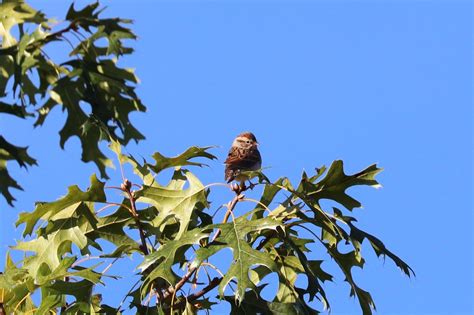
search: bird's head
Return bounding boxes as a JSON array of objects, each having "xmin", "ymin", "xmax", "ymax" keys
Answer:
[{"xmin": 233, "ymin": 132, "xmax": 259, "ymax": 149}]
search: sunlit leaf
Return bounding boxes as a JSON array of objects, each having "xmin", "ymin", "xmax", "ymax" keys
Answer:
[
  {"xmin": 136, "ymin": 170, "xmax": 209, "ymax": 239},
  {"xmin": 17, "ymin": 174, "xmax": 106, "ymax": 236}
]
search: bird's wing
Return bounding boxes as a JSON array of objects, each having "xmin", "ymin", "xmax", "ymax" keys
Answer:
[
  {"xmin": 225, "ymin": 147, "xmax": 262, "ymax": 182},
  {"xmin": 225, "ymin": 147, "xmax": 261, "ymax": 169}
]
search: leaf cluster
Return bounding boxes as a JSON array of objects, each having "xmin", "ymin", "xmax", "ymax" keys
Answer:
[
  {"xmin": 0, "ymin": 1, "xmax": 145, "ymax": 207},
  {"xmin": 0, "ymin": 1, "xmax": 414, "ymax": 314},
  {"xmin": 1, "ymin": 142, "xmax": 413, "ymax": 314}
]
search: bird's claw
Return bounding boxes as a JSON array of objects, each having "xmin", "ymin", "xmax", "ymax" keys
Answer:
[
  {"xmin": 231, "ymin": 183, "xmax": 240, "ymax": 193},
  {"xmin": 230, "ymin": 181, "xmax": 255, "ymax": 194}
]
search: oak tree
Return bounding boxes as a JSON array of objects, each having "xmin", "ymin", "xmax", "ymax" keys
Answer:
[{"xmin": 0, "ymin": 2, "xmax": 413, "ymax": 314}]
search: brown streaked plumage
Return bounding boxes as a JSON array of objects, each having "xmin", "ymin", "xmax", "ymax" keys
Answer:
[{"xmin": 225, "ymin": 132, "xmax": 262, "ymax": 183}]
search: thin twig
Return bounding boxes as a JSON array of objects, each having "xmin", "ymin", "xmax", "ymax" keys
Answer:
[
  {"xmin": 121, "ymin": 179, "xmax": 149, "ymax": 255},
  {"xmin": 169, "ymin": 277, "xmax": 223, "ymax": 310},
  {"xmin": 211, "ymin": 192, "xmax": 244, "ymax": 243},
  {"xmin": 101, "ymin": 257, "xmax": 120, "ymax": 275},
  {"xmin": 71, "ymin": 255, "xmax": 101, "ymax": 268},
  {"xmin": 203, "ymin": 182, "xmax": 231, "ymax": 190},
  {"xmin": 241, "ymin": 197, "xmax": 272, "ymax": 215},
  {"xmin": 105, "ymin": 186, "xmax": 125, "ymax": 191},
  {"xmin": 145, "ymin": 285, "xmax": 155, "ymax": 307},
  {"xmin": 201, "ymin": 262, "xmax": 225, "ymax": 278},
  {"xmin": 96, "ymin": 202, "xmax": 132, "ymax": 215},
  {"xmin": 13, "ymin": 293, "xmax": 31, "ymax": 313},
  {"xmin": 161, "ymin": 266, "xmax": 198, "ymax": 301},
  {"xmin": 211, "ymin": 204, "xmax": 225, "ymax": 219}
]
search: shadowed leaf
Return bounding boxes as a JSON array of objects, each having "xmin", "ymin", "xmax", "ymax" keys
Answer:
[
  {"xmin": 193, "ymin": 211, "xmax": 283, "ymax": 303},
  {"xmin": 139, "ymin": 228, "xmax": 211, "ymax": 295},
  {"xmin": 224, "ymin": 284, "xmax": 319, "ymax": 315},
  {"xmin": 304, "ymin": 161, "xmax": 382, "ymax": 211},
  {"xmin": 147, "ymin": 146, "xmax": 217, "ymax": 174}
]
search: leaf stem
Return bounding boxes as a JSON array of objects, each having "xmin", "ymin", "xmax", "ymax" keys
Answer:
[
  {"xmin": 211, "ymin": 190, "xmax": 245, "ymax": 243},
  {"xmin": 71, "ymin": 255, "xmax": 101, "ymax": 267}
]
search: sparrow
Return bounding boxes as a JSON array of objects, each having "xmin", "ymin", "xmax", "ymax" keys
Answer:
[{"xmin": 225, "ymin": 132, "xmax": 262, "ymax": 185}]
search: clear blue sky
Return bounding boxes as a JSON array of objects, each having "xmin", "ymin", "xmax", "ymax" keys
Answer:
[{"xmin": 1, "ymin": 0, "xmax": 472, "ymax": 314}]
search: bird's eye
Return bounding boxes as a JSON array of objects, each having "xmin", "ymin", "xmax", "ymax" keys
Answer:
[{"xmin": 246, "ymin": 140, "xmax": 250, "ymax": 144}]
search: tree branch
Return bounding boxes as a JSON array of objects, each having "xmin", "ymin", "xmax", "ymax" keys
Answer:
[
  {"xmin": 122, "ymin": 179, "xmax": 149, "ymax": 255},
  {"xmin": 211, "ymin": 186, "xmax": 245, "ymax": 242},
  {"xmin": 188, "ymin": 277, "xmax": 222, "ymax": 302},
  {"xmin": 161, "ymin": 266, "xmax": 197, "ymax": 301},
  {"xmin": 166, "ymin": 277, "xmax": 223, "ymax": 311}
]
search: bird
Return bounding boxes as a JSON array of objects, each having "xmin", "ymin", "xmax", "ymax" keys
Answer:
[{"xmin": 224, "ymin": 132, "xmax": 262, "ymax": 188}]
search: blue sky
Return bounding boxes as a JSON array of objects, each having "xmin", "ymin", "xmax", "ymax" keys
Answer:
[{"xmin": 1, "ymin": 0, "xmax": 472, "ymax": 314}]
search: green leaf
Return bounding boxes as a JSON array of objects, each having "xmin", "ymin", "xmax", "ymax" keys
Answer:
[
  {"xmin": 348, "ymin": 220, "xmax": 415, "ymax": 277},
  {"xmin": 224, "ymin": 284, "xmax": 319, "ymax": 315},
  {"xmin": 193, "ymin": 212, "xmax": 283, "ymax": 302},
  {"xmin": 35, "ymin": 258, "xmax": 103, "ymax": 313},
  {"xmin": 0, "ymin": 158, "xmax": 23, "ymax": 206},
  {"xmin": 0, "ymin": 1, "xmax": 146, "ymax": 197},
  {"xmin": 0, "ymin": 2, "xmax": 47, "ymax": 49},
  {"xmin": 0, "ymin": 135, "xmax": 37, "ymax": 206},
  {"xmin": 0, "ymin": 101, "xmax": 32, "ymax": 118},
  {"xmin": 66, "ymin": 3, "xmax": 136, "ymax": 57},
  {"xmin": 147, "ymin": 146, "xmax": 217, "ymax": 174},
  {"xmin": 0, "ymin": 55, "xmax": 14, "ymax": 96},
  {"xmin": 46, "ymin": 279, "xmax": 95, "ymax": 313},
  {"xmin": 82, "ymin": 201, "xmax": 141, "ymax": 255},
  {"xmin": 35, "ymin": 256, "xmax": 102, "ymax": 286},
  {"xmin": 0, "ymin": 253, "xmax": 36, "ymax": 312},
  {"xmin": 139, "ymin": 228, "xmax": 211, "ymax": 294},
  {"xmin": 14, "ymin": 204, "xmax": 91, "ymax": 276},
  {"xmin": 109, "ymin": 139, "xmax": 157, "ymax": 185},
  {"xmin": 136, "ymin": 170, "xmax": 209, "ymax": 239},
  {"xmin": 41, "ymin": 80, "xmax": 114, "ymax": 178},
  {"xmin": 27, "ymin": 1, "xmax": 146, "ymax": 179},
  {"xmin": 239, "ymin": 168, "xmax": 271, "ymax": 185},
  {"xmin": 0, "ymin": 135, "xmax": 37, "ymax": 167},
  {"xmin": 66, "ymin": 2, "xmax": 100, "ymax": 21},
  {"xmin": 17, "ymin": 174, "xmax": 105, "ymax": 236},
  {"xmin": 283, "ymin": 236, "xmax": 330, "ymax": 309},
  {"xmin": 326, "ymin": 245, "xmax": 376, "ymax": 315},
  {"xmin": 305, "ymin": 161, "xmax": 382, "ymax": 211},
  {"xmin": 0, "ymin": 273, "xmax": 36, "ymax": 313},
  {"xmin": 250, "ymin": 250, "xmax": 331, "ymax": 312}
]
